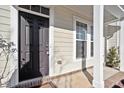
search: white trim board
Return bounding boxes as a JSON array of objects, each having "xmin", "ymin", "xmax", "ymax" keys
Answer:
[
  {"xmin": 10, "ymin": 5, "xmax": 19, "ymax": 86},
  {"xmin": 14, "ymin": 6, "xmax": 50, "ymax": 18},
  {"xmin": 49, "ymin": 6, "xmax": 55, "ymax": 76}
]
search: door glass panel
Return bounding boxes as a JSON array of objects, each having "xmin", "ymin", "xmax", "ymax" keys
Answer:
[
  {"xmin": 39, "ymin": 26, "xmax": 43, "ymax": 45},
  {"xmin": 25, "ymin": 25, "xmax": 30, "ymax": 45}
]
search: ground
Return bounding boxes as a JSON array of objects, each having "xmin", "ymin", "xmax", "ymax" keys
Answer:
[{"xmin": 39, "ymin": 66, "xmax": 124, "ymax": 88}]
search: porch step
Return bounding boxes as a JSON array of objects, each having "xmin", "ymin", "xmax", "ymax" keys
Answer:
[{"xmin": 10, "ymin": 77, "xmax": 42, "ymax": 88}]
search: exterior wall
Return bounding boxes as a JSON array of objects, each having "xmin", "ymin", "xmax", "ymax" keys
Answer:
[
  {"xmin": 53, "ymin": 6, "xmax": 94, "ymax": 76},
  {"xmin": 107, "ymin": 31, "xmax": 119, "ymax": 50},
  {"xmin": 105, "ymin": 21, "xmax": 120, "ymax": 52},
  {"xmin": 104, "ymin": 21, "xmax": 120, "ymax": 65},
  {"xmin": 0, "ymin": 5, "xmax": 121, "ymax": 87},
  {"xmin": 0, "ymin": 6, "xmax": 10, "ymax": 42},
  {"xmin": 0, "ymin": 5, "xmax": 11, "ymax": 86}
]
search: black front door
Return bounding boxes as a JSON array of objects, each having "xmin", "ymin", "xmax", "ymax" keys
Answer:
[{"xmin": 19, "ymin": 11, "xmax": 49, "ymax": 81}]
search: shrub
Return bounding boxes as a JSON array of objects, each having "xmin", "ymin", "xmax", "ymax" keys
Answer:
[
  {"xmin": 0, "ymin": 36, "xmax": 16, "ymax": 87},
  {"xmin": 106, "ymin": 47, "xmax": 120, "ymax": 68}
]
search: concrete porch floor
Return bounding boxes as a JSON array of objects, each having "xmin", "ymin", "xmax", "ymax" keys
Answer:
[
  {"xmin": 40, "ymin": 66, "xmax": 124, "ymax": 88},
  {"xmin": 40, "ymin": 68, "xmax": 93, "ymax": 88}
]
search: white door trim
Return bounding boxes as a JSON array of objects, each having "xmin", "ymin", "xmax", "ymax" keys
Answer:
[
  {"xmin": 10, "ymin": 5, "xmax": 54, "ymax": 85},
  {"xmin": 10, "ymin": 5, "xmax": 19, "ymax": 86},
  {"xmin": 49, "ymin": 6, "xmax": 55, "ymax": 76}
]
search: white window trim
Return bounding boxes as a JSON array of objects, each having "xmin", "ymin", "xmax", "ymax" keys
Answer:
[{"xmin": 73, "ymin": 16, "xmax": 92, "ymax": 62}]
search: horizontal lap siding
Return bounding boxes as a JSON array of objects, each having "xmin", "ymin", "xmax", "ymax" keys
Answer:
[
  {"xmin": 54, "ymin": 7, "xmax": 74, "ymax": 75},
  {"xmin": 106, "ymin": 29, "xmax": 120, "ymax": 51},
  {"xmin": 54, "ymin": 6, "xmax": 93, "ymax": 75},
  {"xmin": 0, "ymin": 6, "xmax": 10, "ymax": 75},
  {"xmin": 0, "ymin": 16, "xmax": 10, "ymax": 25},
  {"xmin": 0, "ymin": 24, "xmax": 10, "ymax": 32},
  {"xmin": 0, "ymin": 6, "xmax": 10, "ymax": 11},
  {"xmin": 53, "ymin": 6, "xmax": 94, "ymax": 75},
  {"xmin": 0, "ymin": 6, "xmax": 10, "ymax": 41}
]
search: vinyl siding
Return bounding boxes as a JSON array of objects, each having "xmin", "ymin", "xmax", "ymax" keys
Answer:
[
  {"xmin": 105, "ymin": 21, "xmax": 120, "ymax": 52},
  {"xmin": 0, "ymin": 6, "xmax": 10, "ymax": 40},
  {"xmin": 0, "ymin": 5, "xmax": 11, "ymax": 86},
  {"xmin": 107, "ymin": 31, "xmax": 120, "ymax": 50},
  {"xmin": 53, "ymin": 6, "xmax": 94, "ymax": 75}
]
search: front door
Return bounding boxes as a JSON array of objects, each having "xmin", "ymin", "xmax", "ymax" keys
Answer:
[{"xmin": 19, "ymin": 11, "xmax": 49, "ymax": 81}]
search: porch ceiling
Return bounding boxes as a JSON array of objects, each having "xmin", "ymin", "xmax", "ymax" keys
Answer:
[
  {"xmin": 104, "ymin": 9, "xmax": 118, "ymax": 23},
  {"xmin": 64, "ymin": 5, "xmax": 93, "ymax": 21},
  {"xmin": 48, "ymin": 5, "xmax": 123, "ymax": 23},
  {"xmin": 105, "ymin": 5, "xmax": 124, "ymax": 20},
  {"xmin": 63, "ymin": 5, "xmax": 118, "ymax": 23}
]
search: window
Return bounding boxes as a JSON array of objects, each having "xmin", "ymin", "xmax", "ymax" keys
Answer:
[
  {"xmin": 19, "ymin": 5, "xmax": 30, "ymax": 10},
  {"xmin": 90, "ymin": 26, "xmax": 94, "ymax": 57},
  {"xmin": 31, "ymin": 5, "xmax": 40, "ymax": 13},
  {"xmin": 76, "ymin": 21, "xmax": 87, "ymax": 59},
  {"xmin": 18, "ymin": 5, "xmax": 49, "ymax": 15},
  {"xmin": 41, "ymin": 6, "xmax": 49, "ymax": 15}
]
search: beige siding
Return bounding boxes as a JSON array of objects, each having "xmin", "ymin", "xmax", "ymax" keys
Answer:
[
  {"xmin": 0, "ymin": 24, "xmax": 10, "ymax": 32},
  {"xmin": 0, "ymin": 6, "xmax": 10, "ymax": 40},
  {"xmin": 105, "ymin": 23, "xmax": 120, "ymax": 52},
  {"xmin": 53, "ymin": 7, "xmax": 73, "ymax": 75},
  {"xmin": 107, "ymin": 32, "xmax": 119, "ymax": 49},
  {"xmin": 0, "ymin": 16, "xmax": 10, "ymax": 25},
  {"xmin": 0, "ymin": 9, "xmax": 10, "ymax": 18},
  {"xmin": 0, "ymin": 6, "xmax": 11, "ymax": 84},
  {"xmin": 0, "ymin": 6, "xmax": 10, "ymax": 11},
  {"xmin": 53, "ymin": 6, "xmax": 93, "ymax": 75}
]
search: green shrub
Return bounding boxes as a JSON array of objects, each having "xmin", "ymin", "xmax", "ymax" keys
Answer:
[{"xmin": 106, "ymin": 47, "xmax": 120, "ymax": 68}]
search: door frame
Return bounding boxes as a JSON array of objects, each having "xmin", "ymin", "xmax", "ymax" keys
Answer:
[{"xmin": 10, "ymin": 5, "xmax": 54, "ymax": 85}]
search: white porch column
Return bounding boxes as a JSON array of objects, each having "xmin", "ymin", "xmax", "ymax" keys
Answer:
[
  {"xmin": 93, "ymin": 5, "xmax": 104, "ymax": 88},
  {"xmin": 120, "ymin": 20, "xmax": 124, "ymax": 71}
]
